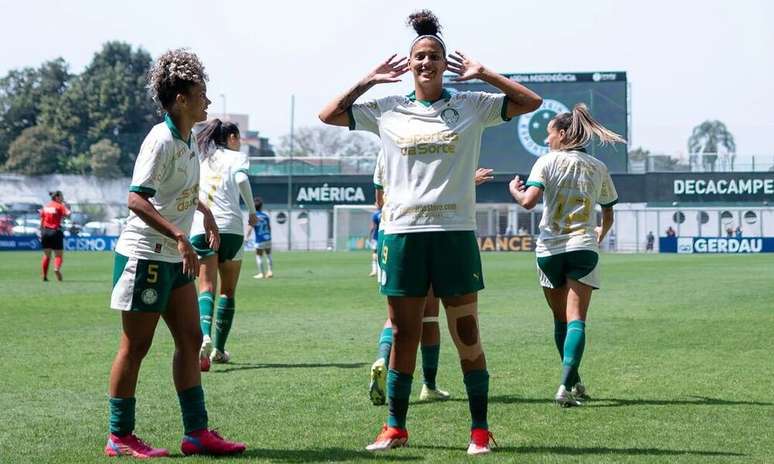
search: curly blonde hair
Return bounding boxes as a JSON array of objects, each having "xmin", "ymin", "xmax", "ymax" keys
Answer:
[{"xmin": 146, "ymin": 48, "xmax": 208, "ymax": 111}]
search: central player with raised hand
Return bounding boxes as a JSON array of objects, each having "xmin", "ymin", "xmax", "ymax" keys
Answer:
[{"xmin": 320, "ymin": 10, "xmax": 542, "ymax": 455}]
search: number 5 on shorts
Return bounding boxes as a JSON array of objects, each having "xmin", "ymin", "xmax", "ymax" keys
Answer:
[{"xmin": 147, "ymin": 264, "xmax": 158, "ymax": 283}]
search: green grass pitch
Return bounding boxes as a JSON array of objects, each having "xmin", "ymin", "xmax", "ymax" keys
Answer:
[{"xmin": 0, "ymin": 251, "xmax": 772, "ymax": 463}]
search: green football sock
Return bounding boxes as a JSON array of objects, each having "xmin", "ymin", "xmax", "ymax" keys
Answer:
[
  {"xmin": 464, "ymin": 369, "xmax": 489, "ymax": 430},
  {"xmin": 386, "ymin": 369, "xmax": 412, "ymax": 429},
  {"xmin": 178, "ymin": 385, "xmax": 208, "ymax": 434},
  {"xmin": 554, "ymin": 320, "xmax": 581, "ymax": 386},
  {"xmin": 378, "ymin": 327, "xmax": 392, "ymax": 365},
  {"xmin": 213, "ymin": 296, "xmax": 235, "ymax": 352},
  {"xmin": 420, "ymin": 344, "xmax": 440, "ymax": 390},
  {"xmin": 198, "ymin": 291, "xmax": 214, "ymax": 338},
  {"xmin": 108, "ymin": 397, "xmax": 135, "ymax": 436},
  {"xmin": 561, "ymin": 320, "xmax": 586, "ymax": 388},
  {"xmin": 554, "ymin": 320, "xmax": 567, "ymax": 360}
]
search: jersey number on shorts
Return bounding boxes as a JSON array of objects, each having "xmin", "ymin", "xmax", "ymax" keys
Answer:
[
  {"xmin": 147, "ymin": 264, "xmax": 159, "ymax": 284},
  {"xmin": 381, "ymin": 244, "xmax": 389, "ymax": 266}
]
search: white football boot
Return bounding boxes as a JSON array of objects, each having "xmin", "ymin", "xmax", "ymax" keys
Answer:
[
  {"xmin": 555, "ymin": 384, "xmax": 582, "ymax": 407},
  {"xmin": 419, "ymin": 384, "xmax": 451, "ymax": 401},
  {"xmin": 369, "ymin": 358, "xmax": 387, "ymax": 405},
  {"xmin": 210, "ymin": 349, "xmax": 231, "ymax": 364}
]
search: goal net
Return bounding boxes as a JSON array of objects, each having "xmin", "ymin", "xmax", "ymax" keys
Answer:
[{"xmin": 333, "ymin": 204, "xmax": 378, "ymax": 251}]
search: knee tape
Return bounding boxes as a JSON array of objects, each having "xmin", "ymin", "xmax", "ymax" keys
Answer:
[
  {"xmin": 422, "ymin": 316, "xmax": 439, "ymax": 324},
  {"xmin": 445, "ymin": 303, "xmax": 483, "ymax": 362}
]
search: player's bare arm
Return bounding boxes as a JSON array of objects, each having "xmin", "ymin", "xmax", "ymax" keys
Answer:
[
  {"xmin": 127, "ymin": 191, "xmax": 199, "ymax": 276},
  {"xmin": 509, "ymin": 175, "xmax": 541, "ymax": 209},
  {"xmin": 196, "ymin": 201, "xmax": 220, "ymax": 252},
  {"xmin": 596, "ymin": 207, "xmax": 615, "ymax": 244},
  {"xmin": 448, "ymin": 50, "xmax": 542, "ymax": 118},
  {"xmin": 319, "ymin": 55, "xmax": 409, "ymax": 127}
]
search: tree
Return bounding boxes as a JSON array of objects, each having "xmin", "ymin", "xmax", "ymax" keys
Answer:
[
  {"xmin": 0, "ymin": 58, "xmax": 70, "ymax": 166},
  {"xmin": 687, "ymin": 120, "xmax": 736, "ymax": 172},
  {"xmin": 628, "ymin": 146, "xmax": 650, "ymax": 162},
  {"xmin": 648, "ymin": 154, "xmax": 683, "ymax": 172},
  {"xmin": 64, "ymin": 152, "xmax": 91, "ymax": 176},
  {"xmin": 4, "ymin": 125, "xmax": 66, "ymax": 175},
  {"xmin": 89, "ymin": 139, "xmax": 123, "ymax": 178},
  {"xmin": 41, "ymin": 42, "xmax": 155, "ymax": 175},
  {"xmin": 276, "ymin": 125, "xmax": 380, "ymax": 158}
]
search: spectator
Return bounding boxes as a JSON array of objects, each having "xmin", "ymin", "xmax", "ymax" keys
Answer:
[
  {"xmin": 726, "ymin": 227, "xmax": 733, "ymax": 237},
  {"xmin": 0, "ymin": 215, "xmax": 13, "ymax": 235},
  {"xmin": 666, "ymin": 226, "xmax": 676, "ymax": 237},
  {"xmin": 735, "ymin": 226, "xmax": 742, "ymax": 238},
  {"xmin": 646, "ymin": 231, "xmax": 654, "ymax": 251}
]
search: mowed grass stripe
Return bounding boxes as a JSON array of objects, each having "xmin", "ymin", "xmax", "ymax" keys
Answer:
[{"xmin": 0, "ymin": 251, "xmax": 771, "ymax": 463}]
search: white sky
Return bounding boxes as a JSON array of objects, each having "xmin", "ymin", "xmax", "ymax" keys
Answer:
[{"xmin": 3, "ymin": 0, "xmax": 772, "ymax": 155}]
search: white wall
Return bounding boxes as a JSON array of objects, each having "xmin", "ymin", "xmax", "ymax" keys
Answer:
[
  {"xmin": 611, "ymin": 204, "xmax": 774, "ymax": 252},
  {"xmin": 0, "ymin": 174, "xmax": 130, "ymax": 219}
]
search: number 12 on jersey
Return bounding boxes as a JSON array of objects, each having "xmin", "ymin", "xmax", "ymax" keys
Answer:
[{"xmin": 552, "ymin": 194, "xmax": 592, "ymax": 234}]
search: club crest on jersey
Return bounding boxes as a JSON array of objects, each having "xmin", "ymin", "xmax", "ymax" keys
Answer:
[
  {"xmin": 517, "ymin": 99, "xmax": 569, "ymax": 157},
  {"xmin": 440, "ymin": 108, "xmax": 460, "ymax": 126},
  {"xmin": 141, "ymin": 288, "xmax": 158, "ymax": 305}
]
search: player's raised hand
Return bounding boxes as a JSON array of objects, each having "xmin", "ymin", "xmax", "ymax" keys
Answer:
[
  {"xmin": 447, "ymin": 51, "xmax": 486, "ymax": 82},
  {"xmin": 475, "ymin": 168, "xmax": 494, "ymax": 186},
  {"xmin": 368, "ymin": 54, "xmax": 409, "ymax": 84}
]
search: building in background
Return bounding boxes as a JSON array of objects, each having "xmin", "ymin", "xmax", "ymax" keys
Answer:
[{"xmin": 205, "ymin": 113, "xmax": 275, "ymax": 158}]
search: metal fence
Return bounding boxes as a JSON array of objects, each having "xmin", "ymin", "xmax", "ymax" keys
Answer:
[
  {"xmin": 630, "ymin": 153, "xmax": 774, "ymax": 174},
  {"xmin": 471, "ymin": 203, "xmax": 774, "ymax": 253},
  {"xmin": 248, "ymin": 156, "xmax": 376, "ymax": 176},
  {"xmin": 249, "ymin": 154, "xmax": 774, "ymax": 177}
]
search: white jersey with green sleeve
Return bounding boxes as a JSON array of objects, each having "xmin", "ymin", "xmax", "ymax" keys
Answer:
[
  {"xmin": 115, "ymin": 115, "xmax": 201, "ymax": 263},
  {"xmin": 190, "ymin": 148, "xmax": 250, "ymax": 236},
  {"xmin": 350, "ymin": 89, "xmax": 509, "ymax": 234},
  {"xmin": 373, "ymin": 149, "xmax": 385, "ymax": 192},
  {"xmin": 372, "ymin": 150, "xmax": 387, "ymax": 231},
  {"xmin": 526, "ymin": 149, "xmax": 618, "ymax": 256}
]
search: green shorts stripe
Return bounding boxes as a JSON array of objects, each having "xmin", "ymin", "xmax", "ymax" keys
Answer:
[
  {"xmin": 379, "ymin": 231, "xmax": 483, "ymax": 298},
  {"xmin": 191, "ymin": 233, "xmax": 245, "ymax": 262},
  {"xmin": 536, "ymin": 250, "xmax": 599, "ymax": 289}
]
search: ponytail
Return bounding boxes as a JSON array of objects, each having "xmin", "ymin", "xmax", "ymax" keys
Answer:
[
  {"xmin": 197, "ymin": 118, "xmax": 240, "ymax": 157},
  {"xmin": 553, "ymin": 103, "xmax": 625, "ymax": 151}
]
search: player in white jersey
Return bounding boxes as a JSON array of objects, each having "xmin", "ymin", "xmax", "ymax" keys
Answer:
[
  {"xmin": 191, "ymin": 119, "xmax": 258, "ymax": 370},
  {"xmin": 319, "ymin": 10, "xmax": 541, "ymax": 455},
  {"xmin": 106, "ymin": 49, "xmax": 245, "ymax": 458},
  {"xmin": 509, "ymin": 103, "xmax": 623, "ymax": 408},
  {"xmin": 369, "ymin": 150, "xmax": 452, "ymax": 406},
  {"xmin": 369, "ymin": 152, "xmax": 496, "ymax": 407}
]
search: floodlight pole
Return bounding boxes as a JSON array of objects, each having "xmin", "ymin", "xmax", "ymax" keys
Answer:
[{"xmin": 287, "ymin": 95, "xmax": 295, "ymax": 250}]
